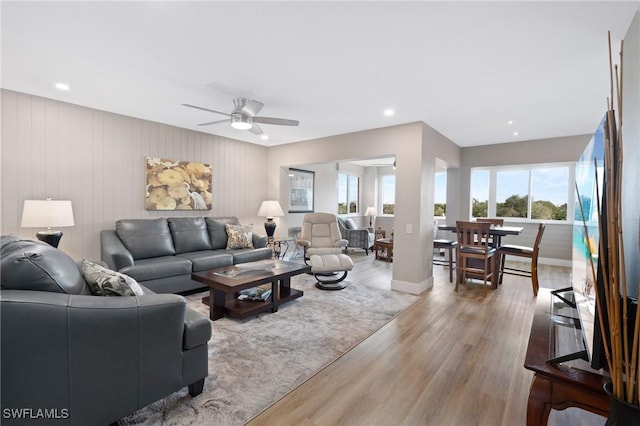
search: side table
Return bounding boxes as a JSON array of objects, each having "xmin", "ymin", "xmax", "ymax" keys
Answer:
[
  {"xmin": 374, "ymin": 238, "xmax": 393, "ymax": 262},
  {"xmin": 269, "ymin": 238, "xmax": 294, "ymax": 259}
]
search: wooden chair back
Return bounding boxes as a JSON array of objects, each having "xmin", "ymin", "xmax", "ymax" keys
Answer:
[
  {"xmin": 455, "ymin": 221, "xmax": 496, "ymax": 296},
  {"xmin": 498, "ymin": 223, "xmax": 546, "ymax": 296},
  {"xmin": 475, "ymin": 218, "xmax": 504, "ymax": 246},
  {"xmin": 475, "ymin": 218, "xmax": 504, "ymax": 226}
]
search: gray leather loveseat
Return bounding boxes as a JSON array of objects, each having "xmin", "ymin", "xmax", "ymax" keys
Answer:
[
  {"xmin": 101, "ymin": 216, "xmax": 273, "ymax": 294},
  {"xmin": 0, "ymin": 235, "xmax": 212, "ymax": 426}
]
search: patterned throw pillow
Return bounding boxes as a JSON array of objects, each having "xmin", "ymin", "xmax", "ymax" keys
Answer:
[
  {"xmin": 225, "ymin": 224, "xmax": 254, "ymax": 250},
  {"xmin": 80, "ymin": 259, "xmax": 144, "ymax": 296}
]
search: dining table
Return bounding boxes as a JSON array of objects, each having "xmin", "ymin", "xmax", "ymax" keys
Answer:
[{"xmin": 438, "ymin": 224, "xmax": 524, "ymax": 288}]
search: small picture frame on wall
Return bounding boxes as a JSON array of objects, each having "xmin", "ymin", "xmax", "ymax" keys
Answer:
[{"xmin": 288, "ymin": 168, "xmax": 314, "ymax": 213}]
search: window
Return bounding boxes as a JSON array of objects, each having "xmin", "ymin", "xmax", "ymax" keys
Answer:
[
  {"xmin": 496, "ymin": 169, "xmax": 529, "ymax": 218},
  {"xmin": 381, "ymin": 174, "xmax": 395, "ymax": 215},
  {"xmin": 531, "ymin": 167, "xmax": 569, "ymax": 220},
  {"xmin": 470, "ymin": 164, "xmax": 572, "ymax": 221},
  {"xmin": 434, "ymin": 172, "xmax": 447, "ymax": 216},
  {"xmin": 338, "ymin": 173, "xmax": 359, "ymax": 214},
  {"xmin": 471, "ymin": 169, "xmax": 490, "ymax": 218}
]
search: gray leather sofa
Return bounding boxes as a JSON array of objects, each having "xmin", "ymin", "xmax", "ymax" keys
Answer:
[
  {"xmin": 101, "ymin": 216, "xmax": 273, "ymax": 294},
  {"xmin": 0, "ymin": 235, "xmax": 212, "ymax": 426}
]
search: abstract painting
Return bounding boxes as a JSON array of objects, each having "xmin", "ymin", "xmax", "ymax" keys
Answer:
[{"xmin": 145, "ymin": 157, "xmax": 212, "ymax": 210}]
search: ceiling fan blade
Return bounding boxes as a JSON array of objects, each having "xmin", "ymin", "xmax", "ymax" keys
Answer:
[
  {"xmin": 241, "ymin": 100, "xmax": 264, "ymax": 117},
  {"xmin": 253, "ymin": 116, "xmax": 299, "ymax": 126},
  {"xmin": 182, "ymin": 103, "xmax": 230, "ymax": 117},
  {"xmin": 198, "ymin": 119, "xmax": 230, "ymax": 126},
  {"xmin": 249, "ymin": 123, "xmax": 264, "ymax": 135}
]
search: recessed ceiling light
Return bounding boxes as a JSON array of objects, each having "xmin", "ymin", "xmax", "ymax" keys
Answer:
[
  {"xmin": 384, "ymin": 109, "xmax": 395, "ymax": 117},
  {"xmin": 55, "ymin": 82, "xmax": 70, "ymax": 91},
  {"xmin": 507, "ymin": 120, "xmax": 513, "ymax": 125},
  {"xmin": 260, "ymin": 135, "xmax": 269, "ymax": 140},
  {"xmin": 513, "ymin": 131, "xmax": 519, "ymax": 136}
]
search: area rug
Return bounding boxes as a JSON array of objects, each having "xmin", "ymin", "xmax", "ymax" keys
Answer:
[{"xmin": 120, "ymin": 271, "xmax": 420, "ymax": 425}]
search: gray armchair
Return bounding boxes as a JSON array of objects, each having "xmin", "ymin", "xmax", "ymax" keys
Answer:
[
  {"xmin": 338, "ymin": 217, "xmax": 375, "ymax": 254},
  {"xmin": 0, "ymin": 236, "xmax": 211, "ymax": 426}
]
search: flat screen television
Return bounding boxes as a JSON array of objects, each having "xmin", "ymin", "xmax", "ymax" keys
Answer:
[{"xmin": 572, "ymin": 115, "xmax": 607, "ymax": 370}]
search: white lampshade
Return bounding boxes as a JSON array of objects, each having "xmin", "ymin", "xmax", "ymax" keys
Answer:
[
  {"xmin": 365, "ymin": 206, "xmax": 377, "ymax": 216},
  {"xmin": 21, "ymin": 199, "xmax": 75, "ymax": 228},
  {"xmin": 257, "ymin": 200, "xmax": 285, "ymax": 219}
]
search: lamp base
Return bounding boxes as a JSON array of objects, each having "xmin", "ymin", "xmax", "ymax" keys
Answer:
[
  {"xmin": 264, "ymin": 219, "xmax": 277, "ymax": 239},
  {"xmin": 36, "ymin": 230, "xmax": 63, "ymax": 248}
]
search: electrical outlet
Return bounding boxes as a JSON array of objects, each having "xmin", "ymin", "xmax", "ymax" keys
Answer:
[{"xmin": 406, "ymin": 224, "xmax": 412, "ymax": 234}]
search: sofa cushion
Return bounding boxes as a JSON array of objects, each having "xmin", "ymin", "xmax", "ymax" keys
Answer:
[
  {"xmin": 176, "ymin": 250, "xmax": 234, "ymax": 272},
  {"xmin": 205, "ymin": 217, "xmax": 240, "ymax": 249},
  {"xmin": 119, "ymin": 256, "xmax": 192, "ymax": 282},
  {"xmin": 0, "ymin": 235, "xmax": 90, "ymax": 295},
  {"xmin": 116, "ymin": 219, "xmax": 175, "ymax": 260},
  {"xmin": 225, "ymin": 224, "xmax": 254, "ymax": 249},
  {"xmin": 167, "ymin": 217, "xmax": 211, "ymax": 254},
  {"xmin": 80, "ymin": 259, "xmax": 144, "ymax": 296}
]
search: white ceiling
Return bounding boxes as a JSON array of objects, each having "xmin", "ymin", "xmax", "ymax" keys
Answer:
[{"xmin": 2, "ymin": 1, "xmax": 638, "ymax": 148}]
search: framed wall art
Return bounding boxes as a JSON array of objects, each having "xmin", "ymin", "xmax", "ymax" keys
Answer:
[
  {"xmin": 288, "ymin": 168, "xmax": 314, "ymax": 213},
  {"xmin": 145, "ymin": 157, "xmax": 212, "ymax": 210}
]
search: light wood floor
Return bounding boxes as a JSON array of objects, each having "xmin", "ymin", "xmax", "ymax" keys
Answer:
[{"xmin": 247, "ymin": 252, "xmax": 606, "ymax": 426}]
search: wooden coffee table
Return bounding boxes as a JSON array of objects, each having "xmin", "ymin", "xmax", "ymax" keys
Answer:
[
  {"xmin": 374, "ymin": 238, "xmax": 393, "ymax": 262},
  {"xmin": 192, "ymin": 259, "xmax": 311, "ymax": 321}
]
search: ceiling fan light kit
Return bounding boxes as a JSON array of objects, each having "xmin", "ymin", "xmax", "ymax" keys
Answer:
[
  {"xmin": 183, "ymin": 98, "xmax": 299, "ymax": 136},
  {"xmin": 231, "ymin": 115, "xmax": 253, "ymax": 130}
]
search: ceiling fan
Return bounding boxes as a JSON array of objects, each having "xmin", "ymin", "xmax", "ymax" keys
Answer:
[{"xmin": 182, "ymin": 98, "xmax": 299, "ymax": 135}]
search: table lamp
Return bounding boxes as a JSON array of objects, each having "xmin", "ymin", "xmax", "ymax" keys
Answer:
[
  {"xmin": 21, "ymin": 198, "xmax": 74, "ymax": 248},
  {"xmin": 365, "ymin": 206, "xmax": 376, "ymax": 227},
  {"xmin": 257, "ymin": 200, "xmax": 285, "ymax": 239}
]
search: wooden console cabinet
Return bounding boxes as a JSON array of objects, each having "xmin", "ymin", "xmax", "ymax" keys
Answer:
[{"xmin": 524, "ymin": 289, "xmax": 609, "ymax": 425}]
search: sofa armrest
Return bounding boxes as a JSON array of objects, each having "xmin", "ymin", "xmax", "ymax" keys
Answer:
[
  {"xmin": 101, "ymin": 229, "xmax": 135, "ymax": 270},
  {"xmin": 183, "ymin": 307, "xmax": 212, "ymax": 350},
  {"xmin": 335, "ymin": 238, "xmax": 349, "ymax": 249},
  {"xmin": 252, "ymin": 233, "xmax": 268, "ymax": 248},
  {"xmin": 297, "ymin": 239, "xmax": 311, "ymax": 248},
  {"xmin": 1, "ymin": 289, "xmax": 195, "ymax": 425}
]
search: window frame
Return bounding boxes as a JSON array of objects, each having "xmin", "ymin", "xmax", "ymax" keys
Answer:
[{"xmin": 469, "ymin": 162, "xmax": 574, "ymax": 222}]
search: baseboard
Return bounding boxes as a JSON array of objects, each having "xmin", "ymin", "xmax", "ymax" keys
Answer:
[{"xmin": 391, "ymin": 277, "xmax": 433, "ymax": 294}]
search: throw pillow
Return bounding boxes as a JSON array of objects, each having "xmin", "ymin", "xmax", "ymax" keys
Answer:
[
  {"xmin": 80, "ymin": 259, "xmax": 144, "ymax": 296},
  {"xmin": 225, "ymin": 224, "xmax": 254, "ymax": 250},
  {"xmin": 344, "ymin": 218, "xmax": 358, "ymax": 230}
]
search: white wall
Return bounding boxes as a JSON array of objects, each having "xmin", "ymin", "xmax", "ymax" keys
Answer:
[
  {"xmin": 622, "ymin": 11, "xmax": 640, "ymax": 296},
  {"xmin": 1, "ymin": 90, "xmax": 269, "ymax": 261}
]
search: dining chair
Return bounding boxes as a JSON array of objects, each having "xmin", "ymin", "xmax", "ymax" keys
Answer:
[
  {"xmin": 433, "ymin": 239, "xmax": 457, "ymax": 283},
  {"xmin": 498, "ymin": 223, "xmax": 546, "ymax": 296},
  {"xmin": 475, "ymin": 218, "xmax": 504, "ymax": 226},
  {"xmin": 455, "ymin": 221, "xmax": 497, "ymax": 296},
  {"xmin": 475, "ymin": 218, "xmax": 504, "ymax": 247}
]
